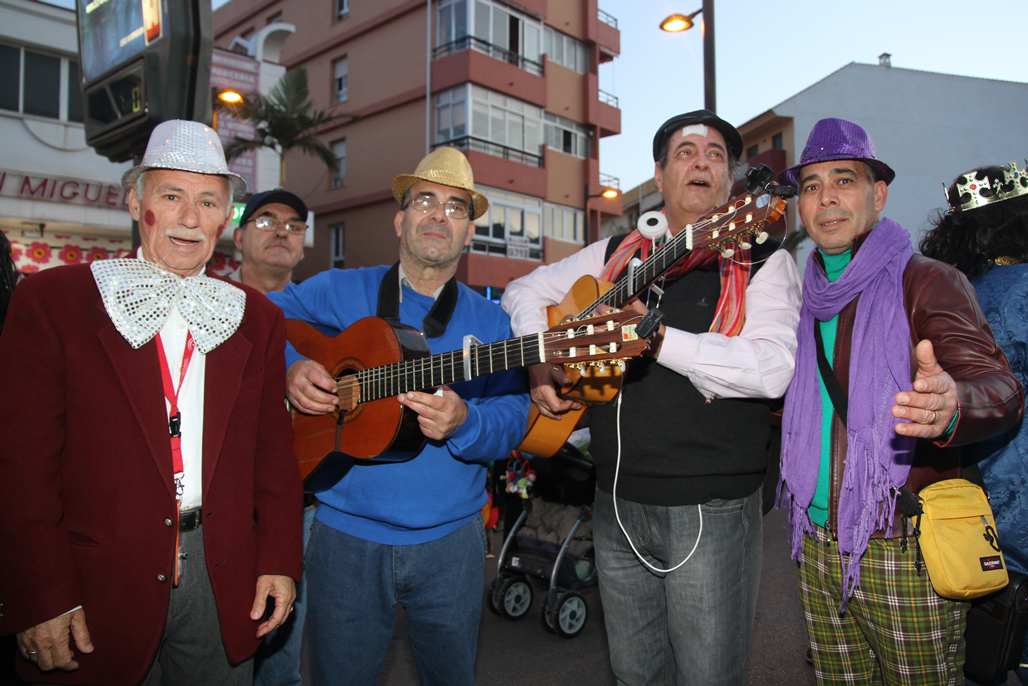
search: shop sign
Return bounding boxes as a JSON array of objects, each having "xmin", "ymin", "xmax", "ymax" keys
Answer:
[{"xmin": 0, "ymin": 170, "xmax": 130, "ymax": 210}]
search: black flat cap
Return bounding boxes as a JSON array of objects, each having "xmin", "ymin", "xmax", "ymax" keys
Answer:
[
  {"xmin": 652, "ymin": 110, "xmax": 744, "ymax": 163},
  {"xmin": 239, "ymin": 189, "xmax": 308, "ymax": 228}
]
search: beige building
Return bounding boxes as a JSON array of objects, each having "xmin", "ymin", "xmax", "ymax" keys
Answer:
[{"xmin": 213, "ymin": 0, "xmax": 623, "ymax": 292}]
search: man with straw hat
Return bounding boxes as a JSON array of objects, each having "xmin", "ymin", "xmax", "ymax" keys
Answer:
[
  {"xmin": 268, "ymin": 147, "xmax": 528, "ymax": 685},
  {"xmin": 777, "ymin": 118, "xmax": 1022, "ymax": 684},
  {"xmin": 0, "ymin": 120, "xmax": 303, "ymax": 686}
]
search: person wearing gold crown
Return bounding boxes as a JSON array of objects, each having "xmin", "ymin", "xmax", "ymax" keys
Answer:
[
  {"xmin": 267, "ymin": 147, "xmax": 528, "ymax": 685},
  {"xmin": 921, "ymin": 162, "xmax": 1028, "ymax": 686},
  {"xmin": 778, "ymin": 119, "xmax": 1023, "ymax": 684},
  {"xmin": 0, "ymin": 120, "xmax": 303, "ymax": 685}
]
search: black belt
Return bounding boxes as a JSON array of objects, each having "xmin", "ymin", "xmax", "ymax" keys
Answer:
[{"xmin": 179, "ymin": 508, "xmax": 202, "ymax": 532}]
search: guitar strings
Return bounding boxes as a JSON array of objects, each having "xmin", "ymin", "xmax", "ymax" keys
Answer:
[{"xmin": 329, "ymin": 327, "xmax": 634, "ymax": 401}]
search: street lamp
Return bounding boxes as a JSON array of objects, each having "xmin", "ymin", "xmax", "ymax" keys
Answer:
[
  {"xmin": 584, "ymin": 185, "xmax": 620, "ymax": 245},
  {"xmin": 660, "ymin": 0, "xmax": 716, "ymax": 112}
]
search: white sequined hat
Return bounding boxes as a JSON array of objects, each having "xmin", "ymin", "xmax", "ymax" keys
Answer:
[{"xmin": 121, "ymin": 120, "xmax": 248, "ymax": 200}]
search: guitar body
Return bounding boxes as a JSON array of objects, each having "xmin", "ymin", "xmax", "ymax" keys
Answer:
[
  {"xmin": 519, "ymin": 275, "xmax": 625, "ymax": 458},
  {"xmin": 286, "ymin": 317, "xmax": 430, "ymax": 483}
]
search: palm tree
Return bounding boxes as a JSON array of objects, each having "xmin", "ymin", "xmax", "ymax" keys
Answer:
[{"xmin": 223, "ymin": 67, "xmax": 353, "ymax": 187}]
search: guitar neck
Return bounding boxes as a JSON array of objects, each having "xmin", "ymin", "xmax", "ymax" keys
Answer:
[
  {"xmin": 579, "ymin": 224, "xmax": 696, "ymax": 319},
  {"xmin": 357, "ymin": 333, "xmax": 543, "ymax": 403}
]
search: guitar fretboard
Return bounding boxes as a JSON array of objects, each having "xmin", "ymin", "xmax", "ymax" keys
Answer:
[
  {"xmin": 575, "ymin": 194, "xmax": 765, "ymax": 321},
  {"xmin": 356, "ymin": 333, "xmax": 545, "ymax": 403}
]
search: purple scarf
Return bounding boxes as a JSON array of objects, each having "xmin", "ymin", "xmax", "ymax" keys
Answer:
[{"xmin": 780, "ymin": 218, "xmax": 916, "ymax": 605}]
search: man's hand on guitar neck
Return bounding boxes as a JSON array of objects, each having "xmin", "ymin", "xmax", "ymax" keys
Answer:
[
  {"xmin": 398, "ymin": 386, "xmax": 468, "ymax": 441},
  {"xmin": 286, "ymin": 359, "xmax": 339, "ymax": 415},
  {"xmin": 528, "ymin": 364, "xmax": 583, "ymax": 420}
]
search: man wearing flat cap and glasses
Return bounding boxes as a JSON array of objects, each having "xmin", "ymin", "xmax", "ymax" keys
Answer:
[
  {"xmin": 0, "ymin": 120, "xmax": 303, "ymax": 685},
  {"xmin": 225, "ymin": 187, "xmax": 312, "ymax": 686},
  {"xmin": 230, "ymin": 189, "xmax": 309, "ymax": 295},
  {"xmin": 502, "ymin": 110, "xmax": 802, "ymax": 684},
  {"xmin": 777, "ymin": 118, "xmax": 1022, "ymax": 684},
  {"xmin": 267, "ymin": 147, "xmax": 528, "ymax": 685}
]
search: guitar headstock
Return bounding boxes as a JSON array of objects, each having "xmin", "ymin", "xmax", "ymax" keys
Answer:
[
  {"xmin": 542, "ymin": 311, "xmax": 651, "ymax": 369},
  {"xmin": 689, "ymin": 193, "xmax": 787, "ymax": 256}
]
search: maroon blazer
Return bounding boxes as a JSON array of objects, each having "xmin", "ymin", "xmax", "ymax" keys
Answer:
[{"xmin": 0, "ymin": 264, "xmax": 303, "ymax": 685}]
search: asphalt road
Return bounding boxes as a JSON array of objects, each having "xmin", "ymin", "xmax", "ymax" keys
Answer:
[{"xmin": 373, "ymin": 505, "xmax": 817, "ymax": 686}]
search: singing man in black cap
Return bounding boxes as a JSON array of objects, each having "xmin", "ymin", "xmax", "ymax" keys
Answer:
[{"xmin": 502, "ymin": 111, "xmax": 802, "ymax": 684}]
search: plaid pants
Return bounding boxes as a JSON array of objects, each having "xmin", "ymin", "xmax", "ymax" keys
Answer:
[{"xmin": 798, "ymin": 524, "xmax": 969, "ymax": 686}]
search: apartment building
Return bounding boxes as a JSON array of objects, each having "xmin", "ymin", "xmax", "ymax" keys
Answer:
[{"xmin": 213, "ymin": 0, "xmax": 623, "ymax": 291}]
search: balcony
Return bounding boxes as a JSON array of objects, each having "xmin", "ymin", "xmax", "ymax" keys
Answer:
[
  {"xmin": 595, "ymin": 9, "xmax": 620, "ymax": 63},
  {"xmin": 433, "ymin": 37, "xmax": 543, "ymax": 77},
  {"xmin": 598, "ymin": 89, "xmax": 618, "ymax": 108},
  {"xmin": 599, "ymin": 173, "xmax": 620, "ymax": 191},
  {"xmin": 438, "ymin": 136, "xmax": 543, "ymax": 168}
]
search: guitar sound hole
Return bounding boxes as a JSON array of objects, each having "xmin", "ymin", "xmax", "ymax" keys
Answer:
[{"xmin": 331, "ymin": 359, "xmax": 364, "ymax": 420}]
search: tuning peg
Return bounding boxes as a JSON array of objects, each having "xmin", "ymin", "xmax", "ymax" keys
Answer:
[
  {"xmin": 740, "ymin": 241, "xmax": 752, "ymax": 250},
  {"xmin": 721, "ymin": 248, "xmax": 735, "ymax": 259},
  {"xmin": 755, "ymin": 231, "xmax": 769, "ymax": 244}
]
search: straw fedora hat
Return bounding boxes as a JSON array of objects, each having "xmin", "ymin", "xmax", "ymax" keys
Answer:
[
  {"xmin": 121, "ymin": 120, "xmax": 248, "ymax": 201},
  {"xmin": 392, "ymin": 147, "xmax": 488, "ymax": 220}
]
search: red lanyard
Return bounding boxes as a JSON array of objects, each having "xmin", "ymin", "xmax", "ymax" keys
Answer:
[
  {"xmin": 156, "ymin": 331, "xmax": 195, "ymax": 480},
  {"xmin": 156, "ymin": 331, "xmax": 195, "ymax": 587}
]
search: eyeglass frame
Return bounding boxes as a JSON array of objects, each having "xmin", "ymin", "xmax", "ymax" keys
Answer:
[
  {"xmin": 403, "ymin": 192, "xmax": 472, "ymax": 220},
  {"xmin": 246, "ymin": 213, "xmax": 308, "ymax": 235}
]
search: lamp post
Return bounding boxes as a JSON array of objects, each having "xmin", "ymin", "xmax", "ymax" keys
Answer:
[
  {"xmin": 584, "ymin": 184, "xmax": 619, "ymax": 245},
  {"xmin": 660, "ymin": 0, "xmax": 716, "ymax": 113}
]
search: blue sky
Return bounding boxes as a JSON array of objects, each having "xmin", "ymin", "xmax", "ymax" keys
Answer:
[{"xmin": 597, "ymin": 0, "xmax": 1028, "ymax": 191}]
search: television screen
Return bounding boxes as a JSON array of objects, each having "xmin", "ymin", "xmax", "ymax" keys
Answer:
[{"xmin": 78, "ymin": 0, "xmax": 169, "ymax": 83}]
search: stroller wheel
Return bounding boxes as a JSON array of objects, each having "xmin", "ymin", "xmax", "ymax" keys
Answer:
[
  {"xmin": 496, "ymin": 577, "xmax": 533, "ymax": 620},
  {"xmin": 539, "ymin": 598, "xmax": 555, "ymax": 633},
  {"xmin": 549, "ymin": 592, "xmax": 587, "ymax": 638},
  {"xmin": 485, "ymin": 577, "xmax": 502, "ymax": 615}
]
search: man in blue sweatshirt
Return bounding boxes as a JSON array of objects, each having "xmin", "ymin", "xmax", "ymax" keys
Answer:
[{"xmin": 267, "ymin": 147, "xmax": 528, "ymax": 686}]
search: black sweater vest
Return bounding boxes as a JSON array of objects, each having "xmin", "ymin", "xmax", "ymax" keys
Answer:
[{"xmin": 590, "ymin": 238, "xmax": 778, "ymax": 506}]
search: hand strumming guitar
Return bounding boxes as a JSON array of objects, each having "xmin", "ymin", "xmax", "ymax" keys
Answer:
[
  {"xmin": 286, "ymin": 359, "xmax": 338, "ymax": 415},
  {"xmin": 527, "ymin": 364, "xmax": 583, "ymax": 420}
]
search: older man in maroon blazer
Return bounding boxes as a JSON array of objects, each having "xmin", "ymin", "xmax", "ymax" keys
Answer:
[{"xmin": 0, "ymin": 120, "xmax": 303, "ymax": 686}]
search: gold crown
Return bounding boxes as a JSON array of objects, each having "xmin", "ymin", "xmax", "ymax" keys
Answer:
[{"xmin": 948, "ymin": 160, "xmax": 1028, "ymax": 212}]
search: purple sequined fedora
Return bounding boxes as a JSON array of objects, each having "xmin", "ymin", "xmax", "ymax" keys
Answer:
[{"xmin": 779, "ymin": 118, "xmax": 895, "ymax": 188}]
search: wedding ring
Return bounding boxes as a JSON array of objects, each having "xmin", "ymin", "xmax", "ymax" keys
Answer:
[
  {"xmin": 26, "ymin": 650, "xmax": 37, "ymax": 656},
  {"xmin": 930, "ymin": 410, "xmax": 938, "ymax": 424}
]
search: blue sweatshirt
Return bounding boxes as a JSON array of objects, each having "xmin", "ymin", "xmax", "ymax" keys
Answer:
[{"xmin": 268, "ymin": 265, "xmax": 529, "ymax": 545}]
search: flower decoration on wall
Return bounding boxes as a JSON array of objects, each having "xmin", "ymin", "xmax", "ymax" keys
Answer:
[
  {"xmin": 29, "ymin": 242, "xmax": 51, "ymax": 263},
  {"xmin": 59, "ymin": 245, "xmax": 83, "ymax": 264},
  {"xmin": 86, "ymin": 246, "xmax": 110, "ymax": 262}
]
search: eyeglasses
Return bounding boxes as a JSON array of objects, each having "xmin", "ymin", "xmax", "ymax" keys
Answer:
[
  {"xmin": 408, "ymin": 195, "xmax": 470, "ymax": 220},
  {"xmin": 249, "ymin": 215, "xmax": 308, "ymax": 234}
]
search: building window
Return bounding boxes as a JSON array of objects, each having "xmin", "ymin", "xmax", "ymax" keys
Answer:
[
  {"xmin": 332, "ymin": 140, "xmax": 346, "ymax": 188},
  {"xmin": 0, "ymin": 44, "xmax": 83, "ymax": 123},
  {"xmin": 435, "ymin": 0, "xmax": 541, "ymax": 75},
  {"xmin": 543, "ymin": 203, "xmax": 584, "ymax": 243},
  {"xmin": 544, "ymin": 113, "xmax": 588, "ymax": 158},
  {"xmin": 746, "ymin": 144, "xmax": 759, "ymax": 159},
  {"xmin": 333, "ymin": 57, "xmax": 348, "ymax": 103},
  {"xmin": 772, "ymin": 132, "xmax": 783, "ymax": 151},
  {"xmin": 331, "ymin": 223, "xmax": 345, "ymax": 269},
  {"xmin": 472, "ymin": 186, "xmax": 543, "ymax": 260},
  {"xmin": 543, "ymin": 27, "xmax": 588, "ymax": 73},
  {"xmin": 434, "ymin": 84, "xmax": 543, "ymax": 167},
  {"xmin": 336, "ymin": 0, "xmax": 349, "ymax": 20}
]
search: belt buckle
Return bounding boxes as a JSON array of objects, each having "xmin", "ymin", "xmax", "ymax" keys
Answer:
[{"xmin": 180, "ymin": 508, "xmax": 201, "ymax": 532}]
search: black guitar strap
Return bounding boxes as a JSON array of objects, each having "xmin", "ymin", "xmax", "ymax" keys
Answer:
[{"xmin": 376, "ymin": 261, "xmax": 459, "ymax": 338}]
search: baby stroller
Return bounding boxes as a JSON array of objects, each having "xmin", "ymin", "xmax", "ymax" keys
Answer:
[{"xmin": 487, "ymin": 435, "xmax": 597, "ymax": 638}]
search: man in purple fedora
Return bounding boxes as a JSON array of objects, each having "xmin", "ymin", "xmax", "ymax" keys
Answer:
[{"xmin": 777, "ymin": 118, "xmax": 1023, "ymax": 683}]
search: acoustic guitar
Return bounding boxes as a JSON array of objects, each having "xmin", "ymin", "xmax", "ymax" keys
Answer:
[
  {"xmin": 517, "ymin": 191, "xmax": 788, "ymax": 457},
  {"xmin": 286, "ymin": 311, "xmax": 651, "ymax": 491}
]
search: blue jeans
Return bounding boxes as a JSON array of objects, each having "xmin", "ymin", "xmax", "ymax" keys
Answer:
[
  {"xmin": 305, "ymin": 515, "xmax": 486, "ymax": 686},
  {"xmin": 593, "ymin": 487, "xmax": 763, "ymax": 686},
  {"xmin": 254, "ymin": 504, "xmax": 316, "ymax": 686}
]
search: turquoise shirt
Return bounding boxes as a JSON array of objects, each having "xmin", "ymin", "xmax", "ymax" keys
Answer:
[{"xmin": 808, "ymin": 250, "xmax": 851, "ymax": 527}]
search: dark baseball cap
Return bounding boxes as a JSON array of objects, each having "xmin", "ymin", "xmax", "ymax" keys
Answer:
[
  {"xmin": 238, "ymin": 189, "xmax": 308, "ymax": 228},
  {"xmin": 652, "ymin": 110, "xmax": 743, "ymax": 163}
]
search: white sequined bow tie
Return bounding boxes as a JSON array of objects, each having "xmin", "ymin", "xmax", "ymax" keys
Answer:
[{"xmin": 91, "ymin": 259, "xmax": 246, "ymax": 354}]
